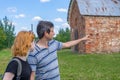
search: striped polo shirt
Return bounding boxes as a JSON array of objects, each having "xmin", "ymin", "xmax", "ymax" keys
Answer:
[{"xmin": 27, "ymin": 40, "xmax": 63, "ymax": 80}]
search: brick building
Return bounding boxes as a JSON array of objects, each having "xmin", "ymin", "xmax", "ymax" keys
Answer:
[{"xmin": 67, "ymin": 0, "xmax": 120, "ymax": 53}]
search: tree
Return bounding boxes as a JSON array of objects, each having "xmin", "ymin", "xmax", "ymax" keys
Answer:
[
  {"xmin": 0, "ymin": 23, "xmax": 6, "ymax": 49},
  {"xmin": 0, "ymin": 16, "xmax": 15, "ymax": 49},
  {"xmin": 54, "ymin": 28, "xmax": 70, "ymax": 42}
]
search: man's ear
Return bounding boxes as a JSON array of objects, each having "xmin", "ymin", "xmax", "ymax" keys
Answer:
[{"xmin": 44, "ymin": 31, "xmax": 49, "ymax": 36}]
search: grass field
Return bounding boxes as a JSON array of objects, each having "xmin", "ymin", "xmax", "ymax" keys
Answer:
[{"xmin": 0, "ymin": 49, "xmax": 120, "ymax": 80}]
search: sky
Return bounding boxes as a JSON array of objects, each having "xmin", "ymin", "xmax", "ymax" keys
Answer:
[{"xmin": 0, "ymin": 0, "xmax": 71, "ymax": 36}]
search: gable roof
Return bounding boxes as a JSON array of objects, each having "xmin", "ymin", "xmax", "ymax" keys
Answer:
[{"xmin": 68, "ymin": 0, "xmax": 120, "ymax": 16}]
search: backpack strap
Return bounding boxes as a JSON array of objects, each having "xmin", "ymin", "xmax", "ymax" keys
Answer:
[{"xmin": 11, "ymin": 58, "xmax": 22, "ymax": 80}]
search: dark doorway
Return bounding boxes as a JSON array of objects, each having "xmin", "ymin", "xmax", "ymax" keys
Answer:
[{"xmin": 74, "ymin": 28, "xmax": 79, "ymax": 51}]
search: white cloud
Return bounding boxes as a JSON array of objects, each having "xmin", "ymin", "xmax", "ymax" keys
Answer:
[
  {"xmin": 54, "ymin": 25, "xmax": 60, "ymax": 36},
  {"xmin": 32, "ymin": 16, "xmax": 42, "ymax": 21},
  {"xmin": 62, "ymin": 23, "xmax": 70, "ymax": 28},
  {"xmin": 54, "ymin": 18, "xmax": 63, "ymax": 22},
  {"xmin": 4, "ymin": 20, "xmax": 16, "ymax": 26},
  {"xmin": 15, "ymin": 14, "xmax": 25, "ymax": 18},
  {"xmin": 57, "ymin": 8, "xmax": 67, "ymax": 13},
  {"xmin": 21, "ymin": 26, "xmax": 28, "ymax": 30},
  {"xmin": 7, "ymin": 7, "xmax": 17, "ymax": 13},
  {"xmin": 40, "ymin": 0, "xmax": 50, "ymax": 3},
  {"xmin": 12, "ymin": 22, "xmax": 17, "ymax": 26}
]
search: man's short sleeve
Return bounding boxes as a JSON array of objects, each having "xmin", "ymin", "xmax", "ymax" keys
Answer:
[
  {"xmin": 55, "ymin": 40, "xmax": 63, "ymax": 50},
  {"xmin": 27, "ymin": 53, "xmax": 37, "ymax": 71}
]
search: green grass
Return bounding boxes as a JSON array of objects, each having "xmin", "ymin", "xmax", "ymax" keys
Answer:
[
  {"xmin": 0, "ymin": 49, "xmax": 12, "ymax": 74},
  {"xmin": 58, "ymin": 49, "xmax": 120, "ymax": 80},
  {"xmin": 0, "ymin": 49, "xmax": 120, "ymax": 80}
]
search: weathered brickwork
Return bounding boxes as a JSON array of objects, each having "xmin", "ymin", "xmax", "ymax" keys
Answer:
[
  {"xmin": 85, "ymin": 16, "xmax": 120, "ymax": 53},
  {"xmin": 69, "ymin": 0, "xmax": 120, "ymax": 53},
  {"xmin": 70, "ymin": 0, "xmax": 86, "ymax": 53}
]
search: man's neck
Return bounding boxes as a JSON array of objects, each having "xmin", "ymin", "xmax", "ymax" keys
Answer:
[{"xmin": 37, "ymin": 38, "xmax": 49, "ymax": 48}]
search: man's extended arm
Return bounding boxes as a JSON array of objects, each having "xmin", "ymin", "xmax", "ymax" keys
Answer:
[{"xmin": 62, "ymin": 35, "xmax": 90, "ymax": 48}]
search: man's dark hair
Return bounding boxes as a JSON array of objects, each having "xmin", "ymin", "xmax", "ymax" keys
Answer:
[{"xmin": 37, "ymin": 21, "xmax": 54, "ymax": 39}]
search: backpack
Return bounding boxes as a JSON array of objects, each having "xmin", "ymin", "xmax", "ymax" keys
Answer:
[
  {"xmin": 12, "ymin": 58, "xmax": 22, "ymax": 80},
  {"xmin": 2, "ymin": 58, "xmax": 22, "ymax": 80}
]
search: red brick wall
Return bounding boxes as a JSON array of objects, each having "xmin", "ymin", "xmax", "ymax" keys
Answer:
[
  {"xmin": 69, "ymin": 0, "xmax": 120, "ymax": 53},
  {"xmin": 69, "ymin": 0, "xmax": 86, "ymax": 53},
  {"xmin": 85, "ymin": 16, "xmax": 120, "ymax": 53}
]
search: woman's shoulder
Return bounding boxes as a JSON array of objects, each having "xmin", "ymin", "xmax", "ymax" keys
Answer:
[
  {"xmin": 8, "ymin": 58, "xmax": 19, "ymax": 66},
  {"xmin": 5, "ymin": 58, "xmax": 19, "ymax": 74}
]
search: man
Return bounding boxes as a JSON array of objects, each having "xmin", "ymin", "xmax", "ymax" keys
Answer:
[{"xmin": 27, "ymin": 21, "xmax": 90, "ymax": 80}]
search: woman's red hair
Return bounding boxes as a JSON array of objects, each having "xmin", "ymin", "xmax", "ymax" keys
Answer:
[{"xmin": 11, "ymin": 31, "xmax": 35, "ymax": 57}]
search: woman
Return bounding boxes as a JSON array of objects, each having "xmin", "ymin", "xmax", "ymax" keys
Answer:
[{"xmin": 3, "ymin": 31, "xmax": 35, "ymax": 80}]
